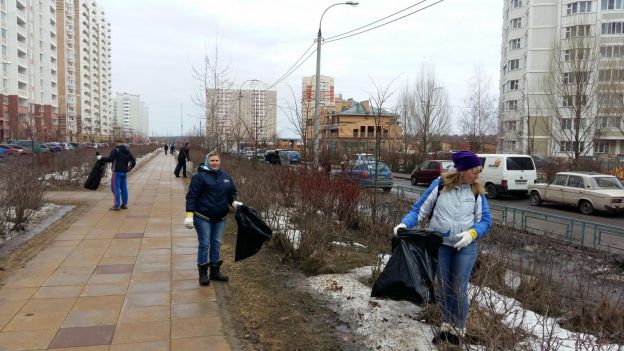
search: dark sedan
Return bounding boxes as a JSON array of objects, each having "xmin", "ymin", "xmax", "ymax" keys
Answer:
[{"xmin": 410, "ymin": 160, "xmax": 454, "ymax": 185}]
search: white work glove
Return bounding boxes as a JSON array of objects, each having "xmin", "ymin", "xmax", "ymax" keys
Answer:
[
  {"xmin": 96, "ymin": 155, "xmax": 102, "ymax": 160},
  {"xmin": 184, "ymin": 214, "xmax": 194, "ymax": 229},
  {"xmin": 393, "ymin": 223, "xmax": 407, "ymax": 236},
  {"xmin": 453, "ymin": 230, "xmax": 475, "ymax": 250},
  {"xmin": 232, "ymin": 201, "xmax": 243, "ymax": 209}
]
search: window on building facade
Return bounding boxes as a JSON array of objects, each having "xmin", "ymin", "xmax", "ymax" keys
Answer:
[
  {"xmin": 566, "ymin": 25, "xmax": 591, "ymax": 38},
  {"xmin": 599, "ymin": 69, "xmax": 624, "ymax": 81},
  {"xmin": 566, "ymin": 1, "xmax": 592, "ymax": 15},
  {"xmin": 594, "ymin": 141, "xmax": 610, "ymax": 153},
  {"xmin": 564, "ymin": 48, "xmax": 590, "ymax": 61},
  {"xmin": 600, "ymin": 45, "xmax": 624, "ymax": 58},
  {"xmin": 561, "ymin": 118, "xmax": 573, "ymax": 129},
  {"xmin": 602, "ymin": 22, "xmax": 624, "ymax": 34},
  {"xmin": 511, "ymin": 18, "xmax": 522, "ymax": 29},
  {"xmin": 505, "ymin": 140, "xmax": 516, "ymax": 150},
  {"xmin": 508, "ymin": 80, "xmax": 519, "ymax": 91},
  {"xmin": 602, "ymin": 0, "xmax": 624, "ymax": 10},
  {"xmin": 560, "ymin": 141, "xmax": 585, "ymax": 152},
  {"xmin": 509, "ymin": 59, "xmax": 520, "ymax": 70},
  {"xmin": 507, "ymin": 100, "xmax": 518, "ymax": 111},
  {"xmin": 510, "ymin": 38, "xmax": 521, "ymax": 50},
  {"xmin": 512, "ymin": 0, "xmax": 522, "ymax": 8},
  {"xmin": 598, "ymin": 92, "xmax": 624, "ymax": 106}
]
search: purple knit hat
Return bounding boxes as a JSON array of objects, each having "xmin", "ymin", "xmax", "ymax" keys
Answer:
[{"xmin": 452, "ymin": 150, "xmax": 481, "ymax": 172}]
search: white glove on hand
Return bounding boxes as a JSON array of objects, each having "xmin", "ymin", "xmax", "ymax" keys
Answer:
[
  {"xmin": 232, "ymin": 201, "xmax": 243, "ymax": 209},
  {"xmin": 184, "ymin": 216, "xmax": 194, "ymax": 229},
  {"xmin": 96, "ymin": 155, "xmax": 102, "ymax": 160},
  {"xmin": 454, "ymin": 231, "xmax": 475, "ymax": 250},
  {"xmin": 393, "ymin": 223, "xmax": 407, "ymax": 236}
]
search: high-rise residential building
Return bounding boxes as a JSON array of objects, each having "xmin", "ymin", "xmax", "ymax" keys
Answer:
[
  {"xmin": 73, "ymin": 0, "xmax": 111, "ymax": 142},
  {"xmin": 302, "ymin": 74, "xmax": 335, "ymax": 115},
  {"xmin": 56, "ymin": 0, "xmax": 77, "ymax": 141},
  {"xmin": 499, "ymin": 0, "xmax": 624, "ymax": 158},
  {"xmin": 206, "ymin": 85, "xmax": 277, "ymax": 150},
  {"xmin": 1, "ymin": 0, "xmax": 60, "ymax": 141},
  {"xmin": 111, "ymin": 92, "xmax": 149, "ymax": 140}
]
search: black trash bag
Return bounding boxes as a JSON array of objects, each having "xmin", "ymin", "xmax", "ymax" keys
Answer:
[
  {"xmin": 84, "ymin": 159, "xmax": 107, "ymax": 191},
  {"xmin": 370, "ymin": 229, "xmax": 443, "ymax": 305},
  {"xmin": 234, "ymin": 205, "xmax": 273, "ymax": 262}
]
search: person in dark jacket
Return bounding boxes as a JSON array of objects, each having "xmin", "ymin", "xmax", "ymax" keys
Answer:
[
  {"xmin": 184, "ymin": 151, "xmax": 242, "ymax": 286},
  {"xmin": 174, "ymin": 142, "xmax": 190, "ymax": 178},
  {"xmin": 170, "ymin": 144, "xmax": 175, "ymax": 156},
  {"xmin": 100, "ymin": 143, "xmax": 136, "ymax": 211},
  {"xmin": 164, "ymin": 144, "xmax": 169, "ymax": 155}
]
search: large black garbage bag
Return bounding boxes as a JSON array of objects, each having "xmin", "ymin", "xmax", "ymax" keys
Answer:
[
  {"xmin": 84, "ymin": 159, "xmax": 107, "ymax": 191},
  {"xmin": 370, "ymin": 229, "xmax": 443, "ymax": 305},
  {"xmin": 234, "ymin": 205, "xmax": 273, "ymax": 262}
]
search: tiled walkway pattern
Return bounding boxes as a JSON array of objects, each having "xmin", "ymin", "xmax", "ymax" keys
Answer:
[{"xmin": 0, "ymin": 153, "xmax": 232, "ymax": 350}]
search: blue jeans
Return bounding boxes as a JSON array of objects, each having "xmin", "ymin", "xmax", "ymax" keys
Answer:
[
  {"xmin": 438, "ymin": 242, "xmax": 477, "ymax": 329},
  {"xmin": 111, "ymin": 172, "xmax": 128, "ymax": 208},
  {"xmin": 193, "ymin": 217, "xmax": 225, "ymax": 265}
]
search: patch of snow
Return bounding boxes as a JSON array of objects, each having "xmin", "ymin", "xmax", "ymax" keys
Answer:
[{"xmin": 331, "ymin": 241, "xmax": 367, "ymax": 249}]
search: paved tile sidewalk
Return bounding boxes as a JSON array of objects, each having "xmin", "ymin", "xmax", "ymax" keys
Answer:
[{"xmin": 0, "ymin": 153, "xmax": 232, "ymax": 350}]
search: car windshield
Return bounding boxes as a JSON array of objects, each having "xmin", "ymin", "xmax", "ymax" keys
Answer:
[
  {"xmin": 506, "ymin": 157, "xmax": 535, "ymax": 170},
  {"xmin": 441, "ymin": 161, "xmax": 454, "ymax": 170},
  {"xmin": 365, "ymin": 163, "xmax": 390, "ymax": 172},
  {"xmin": 590, "ymin": 177, "xmax": 624, "ymax": 189}
]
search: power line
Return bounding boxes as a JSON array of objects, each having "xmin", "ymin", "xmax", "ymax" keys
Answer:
[
  {"xmin": 325, "ymin": 0, "xmax": 430, "ymax": 41},
  {"xmin": 267, "ymin": 41, "xmax": 316, "ymax": 89},
  {"xmin": 325, "ymin": 0, "xmax": 446, "ymax": 44},
  {"xmin": 267, "ymin": 47, "xmax": 318, "ymax": 90}
]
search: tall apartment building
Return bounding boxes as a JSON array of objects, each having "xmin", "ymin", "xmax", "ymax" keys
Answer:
[
  {"xmin": 73, "ymin": 0, "xmax": 111, "ymax": 142},
  {"xmin": 111, "ymin": 92, "xmax": 149, "ymax": 140},
  {"xmin": 302, "ymin": 74, "xmax": 335, "ymax": 116},
  {"xmin": 1, "ymin": 0, "xmax": 59, "ymax": 141},
  {"xmin": 56, "ymin": 0, "xmax": 77, "ymax": 141},
  {"xmin": 206, "ymin": 85, "xmax": 277, "ymax": 150},
  {"xmin": 499, "ymin": 0, "xmax": 624, "ymax": 158}
]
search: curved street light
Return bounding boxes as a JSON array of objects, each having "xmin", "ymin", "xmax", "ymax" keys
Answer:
[{"xmin": 312, "ymin": 1, "xmax": 359, "ymax": 164}]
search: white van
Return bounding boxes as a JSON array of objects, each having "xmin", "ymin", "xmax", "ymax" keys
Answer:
[{"xmin": 477, "ymin": 154, "xmax": 537, "ymax": 199}]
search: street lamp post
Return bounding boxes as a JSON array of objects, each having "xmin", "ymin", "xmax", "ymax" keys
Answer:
[
  {"xmin": 313, "ymin": 1, "xmax": 358, "ymax": 164},
  {"xmin": 238, "ymin": 79, "xmax": 260, "ymax": 154}
]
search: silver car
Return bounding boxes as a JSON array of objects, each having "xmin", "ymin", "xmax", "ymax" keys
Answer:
[{"xmin": 528, "ymin": 171, "xmax": 624, "ymax": 215}]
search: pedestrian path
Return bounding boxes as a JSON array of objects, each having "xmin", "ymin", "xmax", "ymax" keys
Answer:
[{"xmin": 0, "ymin": 152, "xmax": 232, "ymax": 350}]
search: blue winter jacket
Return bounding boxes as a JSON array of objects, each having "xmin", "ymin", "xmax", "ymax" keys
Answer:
[
  {"xmin": 400, "ymin": 177, "xmax": 492, "ymax": 247},
  {"xmin": 185, "ymin": 164, "xmax": 238, "ymax": 221}
]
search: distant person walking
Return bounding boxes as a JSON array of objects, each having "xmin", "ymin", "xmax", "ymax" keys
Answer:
[
  {"xmin": 174, "ymin": 142, "xmax": 190, "ymax": 178},
  {"xmin": 169, "ymin": 144, "xmax": 175, "ymax": 156},
  {"xmin": 163, "ymin": 144, "xmax": 169, "ymax": 155},
  {"xmin": 100, "ymin": 143, "xmax": 136, "ymax": 211},
  {"xmin": 184, "ymin": 151, "xmax": 242, "ymax": 286}
]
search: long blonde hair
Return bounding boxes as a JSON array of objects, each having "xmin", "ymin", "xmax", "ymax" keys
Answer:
[{"xmin": 440, "ymin": 170, "xmax": 485, "ymax": 195}]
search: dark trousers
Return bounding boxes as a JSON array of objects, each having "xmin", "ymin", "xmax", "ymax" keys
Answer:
[{"xmin": 174, "ymin": 159, "xmax": 187, "ymax": 177}]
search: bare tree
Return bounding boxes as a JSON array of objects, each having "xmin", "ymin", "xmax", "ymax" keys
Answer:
[
  {"xmin": 541, "ymin": 20, "xmax": 607, "ymax": 165},
  {"xmin": 461, "ymin": 66, "xmax": 498, "ymax": 152},
  {"xmin": 400, "ymin": 65, "xmax": 450, "ymax": 161},
  {"xmin": 279, "ymin": 84, "xmax": 309, "ymax": 159},
  {"xmin": 191, "ymin": 37, "xmax": 233, "ymax": 152}
]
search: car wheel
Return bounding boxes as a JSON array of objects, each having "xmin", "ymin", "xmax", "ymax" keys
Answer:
[
  {"xmin": 485, "ymin": 183, "xmax": 498, "ymax": 199},
  {"xmin": 410, "ymin": 177, "xmax": 417, "ymax": 186},
  {"xmin": 579, "ymin": 200, "xmax": 594, "ymax": 215},
  {"xmin": 529, "ymin": 192, "xmax": 542, "ymax": 206}
]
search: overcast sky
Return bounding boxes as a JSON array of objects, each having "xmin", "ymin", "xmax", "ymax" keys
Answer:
[{"xmin": 98, "ymin": 0, "xmax": 503, "ymax": 138}]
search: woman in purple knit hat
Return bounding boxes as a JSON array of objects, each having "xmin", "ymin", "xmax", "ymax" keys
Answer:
[{"xmin": 394, "ymin": 150, "xmax": 492, "ymax": 346}]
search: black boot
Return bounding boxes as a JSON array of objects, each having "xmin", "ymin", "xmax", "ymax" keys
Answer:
[
  {"xmin": 209, "ymin": 260, "xmax": 229, "ymax": 282},
  {"xmin": 197, "ymin": 263, "xmax": 210, "ymax": 286}
]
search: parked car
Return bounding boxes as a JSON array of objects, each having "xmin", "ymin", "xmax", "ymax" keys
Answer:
[
  {"xmin": 39, "ymin": 144, "xmax": 50, "ymax": 153},
  {"xmin": 286, "ymin": 150, "xmax": 301, "ymax": 164},
  {"xmin": 410, "ymin": 160, "xmax": 453, "ymax": 185},
  {"xmin": 528, "ymin": 171, "xmax": 624, "ymax": 215},
  {"xmin": 478, "ymin": 154, "xmax": 537, "ymax": 199},
  {"xmin": 350, "ymin": 153, "xmax": 376, "ymax": 163},
  {"xmin": 339, "ymin": 161, "xmax": 394, "ymax": 192},
  {"xmin": 0, "ymin": 144, "xmax": 34, "ymax": 157},
  {"xmin": 46, "ymin": 142, "xmax": 63, "ymax": 152},
  {"xmin": 7, "ymin": 139, "xmax": 42, "ymax": 153}
]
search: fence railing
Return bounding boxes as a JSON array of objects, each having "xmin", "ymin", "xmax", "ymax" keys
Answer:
[{"xmin": 395, "ymin": 185, "xmax": 624, "ymax": 253}]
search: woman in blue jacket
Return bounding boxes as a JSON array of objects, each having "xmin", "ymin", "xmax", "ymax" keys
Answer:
[
  {"xmin": 185, "ymin": 151, "xmax": 242, "ymax": 286},
  {"xmin": 394, "ymin": 150, "xmax": 492, "ymax": 345}
]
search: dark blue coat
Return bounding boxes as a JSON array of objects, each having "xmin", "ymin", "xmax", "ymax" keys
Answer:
[{"xmin": 185, "ymin": 165, "xmax": 238, "ymax": 221}]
